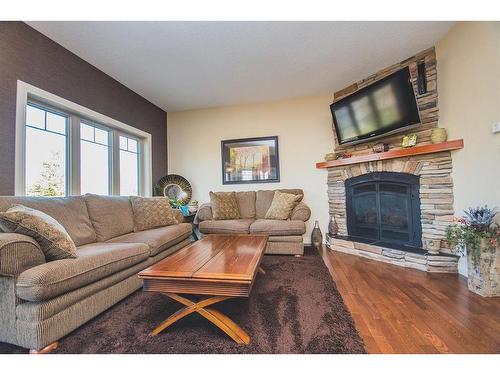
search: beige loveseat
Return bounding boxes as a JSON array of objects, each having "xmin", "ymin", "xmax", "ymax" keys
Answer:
[
  {"xmin": 195, "ymin": 189, "xmax": 311, "ymax": 256},
  {"xmin": 0, "ymin": 194, "xmax": 192, "ymax": 352}
]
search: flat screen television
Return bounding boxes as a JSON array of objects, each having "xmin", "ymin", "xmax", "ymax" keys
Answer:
[{"xmin": 330, "ymin": 67, "xmax": 421, "ymax": 146}]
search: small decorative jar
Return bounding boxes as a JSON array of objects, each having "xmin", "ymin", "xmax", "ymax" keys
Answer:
[
  {"xmin": 431, "ymin": 128, "xmax": 448, "ymax": 144},
  {"xmin": 311, "ymin": 220, "xmax": 323, "ymax": 249},
  {"xmin": 328, "ymin": 215, "xmax": 338, "ymax": 236}
]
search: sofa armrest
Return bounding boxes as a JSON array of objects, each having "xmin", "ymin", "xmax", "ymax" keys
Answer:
[
  {"xmin": 194, "ymin": 203, "xmax": 212, "ymax": 224},
  {"xmin": 290, "ymin": 202, "xmax": 311, "ymax": 222},
  {"xmin": 0, "ymin": 233, "xmax": 45, "ymax": 277}
]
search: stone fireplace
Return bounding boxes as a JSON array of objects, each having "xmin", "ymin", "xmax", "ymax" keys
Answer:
[
  {"xmin": 320, "ymin": 145, "xmax": 462, "ymax": 273},
  {"xmin": 329, "ymin": 152, "xmax": 454, "ymax": 250},
  {"xmin": 317, "ymin": 47, "xmax": 464, "ymax": 273},
  {"xmin": 325, "ymin": 151, "xmax": 460, "ymax": 273}
]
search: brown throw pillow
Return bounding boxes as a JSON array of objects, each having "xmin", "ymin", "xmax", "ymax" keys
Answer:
[
  {"xmin": 130, "ymin": 197, "xmax": 178, "ymax": 232},
  {"xmin": 265, "ymin": 191, "xmax": 303, "ymax": 220},
  {"xmin": 209, "ymin": 191, "xmax": 240, "ymax": 220},
  {"xmin": 0, "ymin": 205, "xmax": 77, "ymax": 261}
]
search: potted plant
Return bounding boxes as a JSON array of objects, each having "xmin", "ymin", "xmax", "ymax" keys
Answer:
[{"xmin": 446, "ymin": 206, "xmax": 499, "ymax": 297}]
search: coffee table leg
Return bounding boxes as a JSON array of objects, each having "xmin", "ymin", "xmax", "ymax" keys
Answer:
[{"xmin": 151, "ymin": 293, "xmax": 250, "ymax": 345}]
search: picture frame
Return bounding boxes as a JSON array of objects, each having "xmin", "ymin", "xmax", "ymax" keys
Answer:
[{"xmin": 221, "ymin": 136, "xmax": 280, "ymax": 185}]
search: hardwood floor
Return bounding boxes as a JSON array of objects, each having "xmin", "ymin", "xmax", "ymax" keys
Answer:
[{"xmin": 318, "ymin": 245, "xmax": 500, "ymax": 353}]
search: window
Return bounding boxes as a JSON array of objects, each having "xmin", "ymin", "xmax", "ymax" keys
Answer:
[
  {"xmin": 17, "ymin": 82, "xmax": 152, "ymax": 197},
  {"xmin": 119, "ymin": 135, "xmax": 139, "ymax": 196},
  {"xmin": 80, "ymin": 122, "xmax": 111, "ymax": 195},
  {"xmin": 25, "ymin": 104, "xmax": 68, "ymax": 196}
]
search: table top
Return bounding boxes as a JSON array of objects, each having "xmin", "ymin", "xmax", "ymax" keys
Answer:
[{"xmin": 139, "ymin": 234, "xmax": 268, "ymax": 284}]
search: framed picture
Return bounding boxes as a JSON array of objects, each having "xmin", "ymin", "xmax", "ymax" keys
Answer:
[{"xmin": 221, "ymin": 136, "xmax": 280, "ymax": 185}]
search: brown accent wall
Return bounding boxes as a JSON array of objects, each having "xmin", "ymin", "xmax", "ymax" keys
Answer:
[{"xmin": 0, "ymin": 22, "xmax": 167, "ymax": 195}]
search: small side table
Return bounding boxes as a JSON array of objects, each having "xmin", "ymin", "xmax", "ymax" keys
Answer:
[{"xmin": 183, "ymin": 212, "xmax": 199, "ymax": 241}]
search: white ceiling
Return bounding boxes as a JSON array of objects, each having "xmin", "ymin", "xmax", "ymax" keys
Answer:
[{"xmin": 27, "ymin": 21, "xmax": 454, "ymax": 112}]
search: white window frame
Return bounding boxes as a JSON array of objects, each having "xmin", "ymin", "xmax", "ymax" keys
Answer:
[
  {"xmin": 78, "ymin": 119, "xmax": 113, "ymax": 196},
  {"xmin": 15, "ymin": 80, "xmax": 152, "ymax": 197}
]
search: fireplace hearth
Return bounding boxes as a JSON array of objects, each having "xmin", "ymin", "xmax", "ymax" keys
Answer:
[{"xmin": 346, "ymin": 172, "xmax": 422, "ymax": 248}]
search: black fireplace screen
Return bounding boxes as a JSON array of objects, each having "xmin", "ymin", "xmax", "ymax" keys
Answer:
[{"xmin": 346, "ymin": 172, "xmax": 422, "ymax": 247}]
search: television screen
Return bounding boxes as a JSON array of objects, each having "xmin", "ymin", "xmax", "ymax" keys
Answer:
[{"xmin": 331, "ymin": 67, "xmax": 421, "ymax": 145}]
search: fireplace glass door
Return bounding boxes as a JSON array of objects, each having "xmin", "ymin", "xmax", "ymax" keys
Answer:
[{"xmin": 346, "ymin": 172, "xmax": 422, "ymax": 247}]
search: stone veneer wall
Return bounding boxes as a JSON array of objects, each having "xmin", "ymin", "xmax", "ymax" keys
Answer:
[
  {"xmin": 327, "ymin": 151, "xmax": 455, "ymax": 254},
  {"xmin": 332, "ymin": 47, "xmax": 438, "ymax": 153}
]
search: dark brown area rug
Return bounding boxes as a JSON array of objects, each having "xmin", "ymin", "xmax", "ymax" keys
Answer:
[{"xmin": 0, "ymin": 248, "xmax": 365, "ymax": 354}]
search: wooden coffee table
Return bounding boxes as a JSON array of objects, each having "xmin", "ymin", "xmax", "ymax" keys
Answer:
[{"xmin": 138, "ymin": 234, "xmax": 268, "ymax": 344}]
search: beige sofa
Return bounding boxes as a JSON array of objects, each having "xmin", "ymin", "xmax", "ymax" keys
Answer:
[
  {"xmin": 195, "ymin": 189, "xmax": 311, "ymax": 255},
  {"xmin": 0, "ymin": 194, "xmax": 192, "ymax": 352}
]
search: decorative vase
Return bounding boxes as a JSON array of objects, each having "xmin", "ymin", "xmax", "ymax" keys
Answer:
[
  {"xmin": 324, "ymin": 152, "xmax": 337, "ymax": 161},
  {"xmin": 311, "ymin": 220, "xmax": 323, "ymax": 249},
  {"xmin": 466, "ymin": 239, "xmax": 500, "ymax": 297},
  {"xmin": 328, "ymin": 215, "xmax": 338, "ymax": 236},
  {"xmin": 188, "ymin": 200, "xmax": 199, "ymax": 214},
  {"xmin": 431, "ymin": 128, "xmax": 448, "ymax": 144}
]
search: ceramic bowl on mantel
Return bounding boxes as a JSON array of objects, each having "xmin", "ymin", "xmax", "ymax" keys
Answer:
[{"xmin": 431, "ymin": 128, "xmax": 448, "ymax": 144}]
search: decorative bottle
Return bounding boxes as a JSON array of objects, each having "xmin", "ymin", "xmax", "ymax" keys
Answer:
[
  {"xmin": 328, "ymin": 215, "xmax": 338, "ymax": 236},
  {"xmin": 311, "ymin": 220, "xmax": 323, "ymax": 249}
]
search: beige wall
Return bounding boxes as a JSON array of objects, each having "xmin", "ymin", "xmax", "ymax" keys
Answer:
[
  {"xmin": 168, "ymin": 95, "xmax": 335, "ymax": 240},
  {"xmin": 436, "ymin": 22, "xmax": 499, "ymax": 275},
  {"xmin": 436, "ymin": 22, "xmax": 500, "ymax": 214}
]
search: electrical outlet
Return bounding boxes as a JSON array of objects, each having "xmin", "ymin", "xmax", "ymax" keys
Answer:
[{"xmin": 493, "ymin": 122, "xmax": 500, "ymax": 134}]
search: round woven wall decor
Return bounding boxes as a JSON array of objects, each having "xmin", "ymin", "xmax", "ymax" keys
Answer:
[{"xmin": 154, "ymin": 174, "xmax": 192, "ymax": 205}]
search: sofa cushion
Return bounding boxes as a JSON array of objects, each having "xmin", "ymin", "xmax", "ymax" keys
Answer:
[
  {"xmin": 255, "ymin": 189, "xmax": 304, "ymax": 219},
  {"xmin": 0, "ymin": 196, "xmax": 96, "ymax": 246},
  {"xmin": 235, "ymin": 191, "xmax": 256, "ymax": 219},
  {"xmin": 130, "ymin": 196, "xmax": 178, "ymax": 232},
  {"xmin": 16, "ymin": 242, "xmax": 149, "ymax": 302},
  {"xmin": 0, "ymin": 205, "xmax": 77, "ymax": 261},
  {"xmin": 209, "ymin": 192, "xmax": 240, "ymax": 220},
  {"xmin": 265, "ymin": 191, "xmax": 303, "ymax": 220},
  {"xmin": 16, "ymin": 257, "xmax": 150, "ymax": 322},
  {"xmin": 290, "ymin": 202, "xmax": 312, "ymax": 222},
  {"xmin": 172, "ymin": 209, "xmax": 184, "ymax": 225},
  {"xmin": 249, "ymin": 219, "xmax": 306, "ymax": 236},
  {"xmin": 83, "ymin": 194, "xmax": 135, "ymax": 241},
  {"xmin": 107, "ymin": 223, "xmax": 192, "ymax": 257},
  {"xmin": 15, "ymin": 239, "xmax": 192, "ymax": 323},
  {"xmin": 199, "ymin": 219, "xmax": 254, "ymax": 234},
  {"xmin": 194, "ymin": 203, "xmax": 213, "ymax": 223}
]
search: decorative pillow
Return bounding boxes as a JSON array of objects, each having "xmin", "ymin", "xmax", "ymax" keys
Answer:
[
  {"xmin": 209, "ymin": 192, "xmax": 240, "ymax": 220},
  {"xmin": 130, "ymin": 197, "xmax": 178, "ymax": 232},
  {"xmin": 265, "ymin": 191, "xmax": 303, "ymax": 220},
  {"xmin": 0, "ymin": 205, "xmax": 77, "ymax": 261}
]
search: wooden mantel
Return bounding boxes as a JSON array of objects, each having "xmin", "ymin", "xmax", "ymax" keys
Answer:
[{"xmin": 316, "ymin": 139, "xmax": 464, "ymax": 169}]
